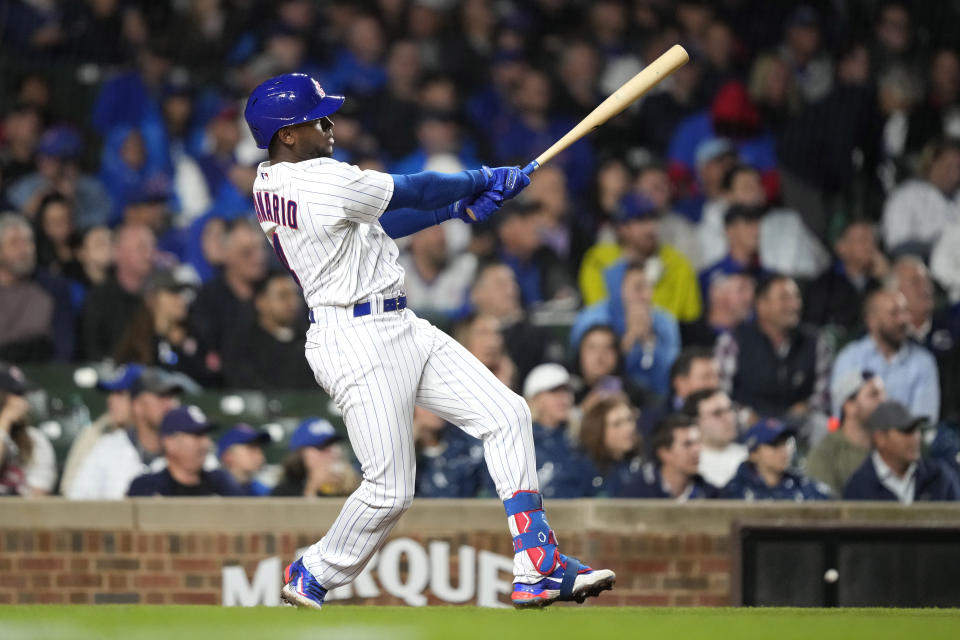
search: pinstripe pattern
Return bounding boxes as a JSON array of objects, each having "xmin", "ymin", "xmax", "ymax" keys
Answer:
[
  {"xmin": 254, "ymin": 158, "xmax": 402, "ymax": 308},
  {"xmin": 300, "ymin": 309, "xmax": 538, "ymax": 589},
  {"xmin": 255, "ymin": 156, "xmax": 540, "ymax": 590}
]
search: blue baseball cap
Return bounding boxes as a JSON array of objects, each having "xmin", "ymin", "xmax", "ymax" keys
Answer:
[
  {"xmin": 613, "ymin": 192, "xmax": 658, "ymax": 224},
  {"xmin": 217, "ymin": 423, "xmax": 271, "ymax": 459},
  {"xmin": 742, "ymin": 418, "xmax": 795, "ymax": 451},
  {"xmin": 37, "ymin": 125, "xmax": 83, "ymax": 158},
  {"xmin": 695, "ymin": 137, "xmax": 736, "ymax": 167},
  {"xmin": 289, "ymin": 417, "xmax": 340, "ymax": 451},
  {"xmin": 96, "ymin": 364, "xmax": 144, "ymax": 392},
  {"xmin": 159, "ymin": 406, "xmax": 215, "ymax": 437}
]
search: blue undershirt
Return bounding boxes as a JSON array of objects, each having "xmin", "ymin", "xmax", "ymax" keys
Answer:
[{"xmin": 379, "ymin": 169, "xmax": 487, "ymax": 239}]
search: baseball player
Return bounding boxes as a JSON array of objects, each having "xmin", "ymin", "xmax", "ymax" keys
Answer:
[{"xmin": 243, "ymin": 73, "xmax": 615, "ymax": 609}]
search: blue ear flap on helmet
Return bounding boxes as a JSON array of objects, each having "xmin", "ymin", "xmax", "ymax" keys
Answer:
[{"xmin": 244, "ymin": 73, "xmax": 345, "ymax": 149}]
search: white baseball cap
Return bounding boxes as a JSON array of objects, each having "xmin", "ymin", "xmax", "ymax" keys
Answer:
[
  {"xmin": 523, "ymin": 364, "xmax": 571, "ymax": 400},
  {"xmin": 831, "ymin": 368, "xmax": 875, "ymax": 418}
]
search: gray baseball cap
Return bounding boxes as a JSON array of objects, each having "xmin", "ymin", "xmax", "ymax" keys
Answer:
[
  {"xmin": 131, "ymin": 367, "xmax": 198, "ymax": 397},
  {"xmin": 865, "ymin": 401, "xmax": 925, "ymax": 433}
]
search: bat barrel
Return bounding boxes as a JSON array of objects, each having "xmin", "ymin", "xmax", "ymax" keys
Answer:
[{"xmin": 531, "ymin": 44, "xmax": 689, "ymax": 169}]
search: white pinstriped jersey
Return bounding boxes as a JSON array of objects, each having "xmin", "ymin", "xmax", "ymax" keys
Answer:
[{"xmin": 251, "ymin": 157, "xmax": 401, "ymax": 308}]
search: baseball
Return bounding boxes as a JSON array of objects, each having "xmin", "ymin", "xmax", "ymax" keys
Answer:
[{"xmin": 824, "ymin": 569, "xmax": 839, "ymax": 583}]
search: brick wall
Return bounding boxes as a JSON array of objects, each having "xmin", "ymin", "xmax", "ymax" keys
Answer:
[
  {"xmin": 0, "ymin": 529, "xmax": 730, "ymax": 606},
  {"xmin": 1, "ymin": 500, "xmax": 956, "ymax": 607}
]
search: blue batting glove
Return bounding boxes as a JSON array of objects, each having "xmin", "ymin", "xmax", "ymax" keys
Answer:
[
  {"xmin": 482, "ymin": 165, "xmax": 531, "ymax": 202},
  {"xmin": 454, "ymin": 192, "xmax": 500, "ymax": 223}
]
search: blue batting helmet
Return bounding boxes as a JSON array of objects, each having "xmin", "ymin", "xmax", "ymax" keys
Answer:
[{"xmin": 244, "ymin": 73, "xmax": 345, "ymax": 149}]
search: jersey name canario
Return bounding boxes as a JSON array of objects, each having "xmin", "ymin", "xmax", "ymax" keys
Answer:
[{"xmin": 252, "ymin": 158, "xmax": 402, "ymax": 308}]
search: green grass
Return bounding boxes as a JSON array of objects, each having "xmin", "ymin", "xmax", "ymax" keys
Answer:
[{"xmin": 1, "ymin": 606, "xmax": 959, "ymax": 640}]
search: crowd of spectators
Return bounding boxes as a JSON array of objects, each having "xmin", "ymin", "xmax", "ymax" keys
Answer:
[{"xmin": 1, "ymin": 0, "xmax": 960, "ymax": 502}]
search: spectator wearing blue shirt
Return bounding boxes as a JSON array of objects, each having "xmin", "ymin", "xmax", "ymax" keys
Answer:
[
  {"xmin": 98, "ymin": 126, "xmax": 172, "ymax": 225},
  {"xmin": 387, "ymin": 105, "xmax": 481, "ymax": 176},
  {"xmin": 667, "ymin": 81, "xmax": 778, "ymax": 211},
  {"xmin": 6, "ymin": 126, "xmax": 111, "ymax": 229},
  {"xmin": 720, "ymin": 419, "xmax": 831, "ymax": 501},
  {"xmin": 831, "ymin": 288, "xmax": 940, "ymax": 421},
  {"xmin": 127, "ymin": 406, "xmax": 241, "ymax": 497},
  {"xmin": 413, "ymin": 407, "xmax": 487, "ymax": 498},
  {"xmin": 321, "ymin": 15, "xmax": 388, "ymax": 98},
  {"xmin": 492, "ymin": 68, "xmax": 595, "ymax": 196},
  {"xmin": 523, "ymin": 364, "xmax": 597, "ymax": 499},
  {"xmin": 843, "ymin": 401, "xmax": 960, "ymax": 503},
  {"xmin": 618, "ymin": 413, "xmax": 718, "ymax": 500},
  {"xmin": 579, "ymin": 394, "xmax": 644, "ymax": 497},
  {"xmin": 571, "ymin": 261, "xmax": 681, "ymax": 396},
  {"xmin": 496, "ymin": 199, "xmax": 576, "ymax": 308},
  {"xmin": 698, "ymin": 204, "xmax": 768, "ymax": 302},
  {"xmin": 217, "ymin": 424, "xmax": 272, "ymax": 497}
]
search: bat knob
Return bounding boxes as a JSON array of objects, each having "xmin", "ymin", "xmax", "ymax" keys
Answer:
[{"xmin": 465, "ymin": 207, "xmax": 477, "ymax": 221}]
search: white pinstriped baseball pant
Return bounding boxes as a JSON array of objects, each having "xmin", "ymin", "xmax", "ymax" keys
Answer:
[{"xmin": 301, "ymin": 303, "xmax": 539, "ymax": 589}]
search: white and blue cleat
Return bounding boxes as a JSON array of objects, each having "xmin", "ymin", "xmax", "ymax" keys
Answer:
[
  {"xmin": 280, "ymin": 557, "xmax": 328, "ymax": 609},
  {"xmin": 511, "ymin": 554, "xmax": 616, "ymax": 608}
]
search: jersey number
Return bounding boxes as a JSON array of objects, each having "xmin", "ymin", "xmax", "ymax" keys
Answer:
[{"xmin": 271, "ymin": 233, "xmax": 302, "ymax": 289}]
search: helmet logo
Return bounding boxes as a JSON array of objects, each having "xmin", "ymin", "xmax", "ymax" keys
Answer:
[{"xmin": 312, "ymin": 79, "xmax": 326, "ymax": 98}]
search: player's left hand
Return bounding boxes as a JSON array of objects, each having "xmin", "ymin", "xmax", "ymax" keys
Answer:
[
  {"xmin": 482, "ymin": 165, "xmax": 531, "ymax": 202},
  {"xmin": 454, "ymin": 192, "xmax": 501, "ymax": 223}
]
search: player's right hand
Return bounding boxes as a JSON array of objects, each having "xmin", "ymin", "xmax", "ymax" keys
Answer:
[
  {"xmin": 482, "ymin": 165, "xmax": 531, "ymax": 202},
  {"xmin": 455, "ymin": 192, "xmax": 501, "ymax": 223}
]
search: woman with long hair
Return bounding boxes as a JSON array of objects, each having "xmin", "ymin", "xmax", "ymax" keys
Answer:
[
  {"xmin": 112, "ymin": 270, "xmax": 217, "ymax": 385},
  {"xmin": 33, "ymin": 192, "xmax": 76, "ymax": 275},
  {"xmin": 579, "ymin": 393, "xmax": 644, "ymax": 497},
  {"xmin": 570, "ymin": 324, "xmax": 652, "ymax": 411},
  {"xmin": 0, "ymin": 365, "xmax": 56, "ymax": 496}
]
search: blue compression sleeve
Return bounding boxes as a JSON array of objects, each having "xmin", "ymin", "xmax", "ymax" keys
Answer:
[
  {"xmin": 379, "ymin": 205, "xmax": 453, "ymax": 239},
  {"xmin": 387, "ymin": 170, "xmax": 486, "ymax": 211}
]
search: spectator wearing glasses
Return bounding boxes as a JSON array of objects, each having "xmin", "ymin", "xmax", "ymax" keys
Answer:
[
  {"xmin": 806, "ymin": 369, "xmax": 887, "ymax": 496},
  {"xmin": 683, "ymin": 388, "xmax": 746, "ymax": 489},
  {"xmin": 843, "ymin": 401, "xmax": 960, "ymax": 503},
  {"xmin": 579, "ymin": 394, "xmax": 643, "ymax": 497},
  {"xmin": 721, "ymin": 419, "xmax": 832, "ymax": 501},
  {"xmin": 619, "ymin": 413, "xmax": 718, "ymax": 501}
]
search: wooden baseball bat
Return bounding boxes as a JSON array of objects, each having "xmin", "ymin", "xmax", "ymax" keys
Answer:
[
  {"xmin": 522, "ymin": 44, "xmax": 689, "ymax": 175},
  {"xmin": 466, "ymin": 44, "xmax": 689, "ymax": 220}
]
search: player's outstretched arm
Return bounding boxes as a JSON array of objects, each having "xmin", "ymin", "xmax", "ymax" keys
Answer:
[
  {"xmin": 379, "ymin": 192, "xmax": 501, "ymax": 239},
  {"xmin": 387, "ymin": 170, "xmax": 488, "ymax": 211},
  {"xmin": 386, "ymin": 166, "xmax": 529, "ymax": 211}
]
